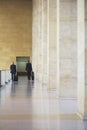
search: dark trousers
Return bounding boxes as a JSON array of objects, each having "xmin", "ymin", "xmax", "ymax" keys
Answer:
[
  {"xmin": 11, "ymin": 73, "xmax": 15, "ymax": 81},
  {"xmin": 27, "ymin": 71, "xmax": 31, "ymax": 80}
]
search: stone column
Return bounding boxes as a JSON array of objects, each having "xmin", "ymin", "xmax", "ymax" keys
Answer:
[
  {"xmin": 37, "ymin": 0, "xmax": 43, "ymax": 81},
  {"xmin": 77, "ymin": 0, "xmax": 87, "ymax": 119},
  {"xmin": 32, "ymin": 0, "xmax": 44, "ymax": 82},
  {"xmin": 32, "ymin": 0, "xmax": 59, "ymax": 89},
  {"xmin": 32, "ymin": 0, "xmax": 39, "ymax": 80},
  {"xmin": 48, "ymin": 0, "xmax": 58, "ymax": 89},
  {"xmin": 42, "ymin": 0, "xmax": 48, "ymax": 84},
  {"xmin": 59, "ymin": 0, "xmax": 77, "ymax": 97},
  {"xmin": 57, "ymin": 0, "xmax": 60, "ymax": 95}
]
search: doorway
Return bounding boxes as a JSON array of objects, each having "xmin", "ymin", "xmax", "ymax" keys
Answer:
[{"xmin": 16, "ymin": 56, "xmax": 30, "ymax": 76}]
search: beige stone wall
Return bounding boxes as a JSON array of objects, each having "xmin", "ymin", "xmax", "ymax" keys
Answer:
[
  {"xmin": 60, "ymin": 0, "xmax": 77, "ymax": 97},
  {"xmin": 0, "ymin": 0, "xmax": 32, "ymax": 69}
]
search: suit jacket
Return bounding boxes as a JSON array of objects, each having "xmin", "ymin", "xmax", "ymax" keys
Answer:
[
  {"xmin": 26, "ymin": 63, "xmax": 32, "ymax": 72},
  {"xmin": 10, "ymin": 64, "xmax": 16, "ymax": 74}
]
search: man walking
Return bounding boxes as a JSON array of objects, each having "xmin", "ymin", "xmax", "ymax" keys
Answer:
[
  {"xmin": 26, "ymin": 60, "xmax": 32, "ymax": 80},
  {"xmin": 10, "ymin": 62, "xmax": 16, "ymax": 81}
]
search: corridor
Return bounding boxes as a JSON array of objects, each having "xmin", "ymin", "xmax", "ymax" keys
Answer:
[{"xmin": 0, "ymin": 76, "xmax": 86, "ymax": 130}]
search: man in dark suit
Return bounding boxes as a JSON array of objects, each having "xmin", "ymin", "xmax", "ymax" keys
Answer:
[
  {"xmin": 10, "ymin": 62, "xmax": 16, "ymax": 81},
  {"xmin": 26, "ymin": 60, "xmax": 32, "ymax": 80}
]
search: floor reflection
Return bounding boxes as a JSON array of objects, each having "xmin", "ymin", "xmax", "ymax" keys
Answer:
[
  {"xmin": 11, "ymin": 82, "xmax": 16, "ymax": 97},
  {"xmin": 0, "ymin": 88, "xmax": 1, "ymax": 104},
  {"xmin": 27, "ymin": 81, "xmax": 34, "ymax": 96},
  {"xmin": 10, "ymin": 78, "xmax": 34, "ymax": 97},
  {"xmin": 0, "ymin": 76, "xmax": 87, "ymax": 130}
]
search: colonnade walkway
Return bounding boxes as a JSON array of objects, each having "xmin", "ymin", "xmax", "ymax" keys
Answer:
[{"xmin": 0, "ymin": 76, "xmax": 86, "ymax": 130}]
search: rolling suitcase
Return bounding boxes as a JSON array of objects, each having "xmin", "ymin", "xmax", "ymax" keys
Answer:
[
  {"xmin": 31, "ymin": 71, "xmax": 34, "ymax": 80},
  {"xmin": 14, "ymin": 74, "xmax": 18, "ymax": 81}
]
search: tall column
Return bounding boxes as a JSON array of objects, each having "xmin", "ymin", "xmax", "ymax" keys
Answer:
[
  {"xmin": 42, "ymin": 0, "xmax": 47, "ymax": 84},
  {"xmin": 37, "ymin": 0, "xmax": 43, "ymax": 81},
  {"xmin": 32, "ymin": 0, "xmax": 39, "ymax": 80},
  {"xmin": 32, "ymin": 0, "xmax": 59, "ymax": 89},
  {"xmin": 57, "ymin": 0, "xmax": 60, "ymax": 95},
  {"xmin": 48, "ymin": 0, "xmax": 58, "ymax": 89},
  {"xmin": 77, "ymin": 0, "xmax": 87, "ymax": 119},
  {"xmin": 59, "ymin": 0, "xmax": 77, "ymax": 97}
]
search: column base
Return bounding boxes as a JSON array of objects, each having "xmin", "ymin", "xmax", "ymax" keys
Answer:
[{"xmin": 77, "ymin": 112, "xmax": 87, "ymax": 120}]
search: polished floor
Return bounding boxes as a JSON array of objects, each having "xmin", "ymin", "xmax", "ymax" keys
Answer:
[{"xmin": 0, "ymin": 76, "xmax": 86, "ymax": 130}]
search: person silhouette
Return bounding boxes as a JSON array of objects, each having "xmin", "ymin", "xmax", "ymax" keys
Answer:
[
  {"xmin": 10, "ymin": 62, "xmax": 16, "ymax": 81},
  {"xmin": 26, "ymin": 60, "xmax": 32, "ymax": 80}
]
